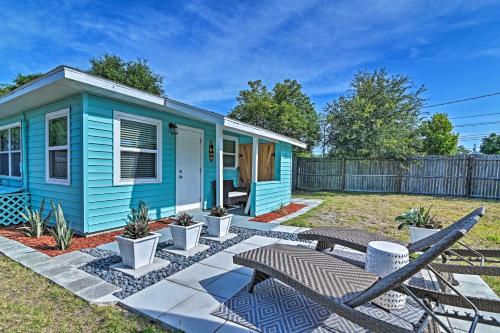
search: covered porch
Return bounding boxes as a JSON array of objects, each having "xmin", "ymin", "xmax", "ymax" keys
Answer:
[{"xmin": 213, "ymin": 119, "xmax": 304, "ymax": 217}]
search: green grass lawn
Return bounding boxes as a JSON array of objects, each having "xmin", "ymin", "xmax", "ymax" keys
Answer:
[
  {"xmin": 286, "ymin": 191, "xmax": 500, "ymax": 294},
  {"xmin": 0, "ymin": 255, "xmax": 170, "ymax": 333}
]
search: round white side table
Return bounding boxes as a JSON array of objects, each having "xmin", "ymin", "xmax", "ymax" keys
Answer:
[{"xmin": 365, "ymin": 241, "xmax": 409, "ymax": 310}]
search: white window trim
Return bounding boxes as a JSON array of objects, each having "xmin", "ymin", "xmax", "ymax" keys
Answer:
[
  {"xmin": 223, "ymin": 135, "xmax": 239, "ymax": 169},
  {"xmin": 0, "ymin": 121, "xmax": 22, "ymax": 179},
  {"xmin": 113, "ymin": 111, "xmax": 162, "ymax": 185},
  {"xmin": 46, "ymin": 108, "xmax": 70, "ymax": 185}
]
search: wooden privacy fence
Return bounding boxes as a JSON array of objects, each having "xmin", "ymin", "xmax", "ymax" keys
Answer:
[{"xmin": 292, "ymin": 155, "xmax": 500, "ymax": 199}]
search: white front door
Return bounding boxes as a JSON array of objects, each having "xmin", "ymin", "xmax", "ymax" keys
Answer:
[{"xmin": 176, "ymin": 126, "xmax": 203, "ymax": 212}]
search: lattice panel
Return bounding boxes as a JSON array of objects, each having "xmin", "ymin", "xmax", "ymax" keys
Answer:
[{"xmin": 0, "ymin": 192, "xmax": 30, "ymax": 226}]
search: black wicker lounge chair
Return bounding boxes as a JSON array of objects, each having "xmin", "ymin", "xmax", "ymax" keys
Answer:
[
  {"xmin": 298, "ymin": 207, "xmax": 500, "ymax": 277},
  {"xmin": 234, "ymin": 228, "xmax": 494, "ymax": 333}
]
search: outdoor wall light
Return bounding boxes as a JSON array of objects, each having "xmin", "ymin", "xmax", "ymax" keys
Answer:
[{"xmin": 169, "ymin": 122, "xmax": 178, "ymax": 135}]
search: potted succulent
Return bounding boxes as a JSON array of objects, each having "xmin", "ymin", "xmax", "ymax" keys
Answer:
[
  {"xmin": 116, "ymin": 201, "xmax": 160, "ymax": 269},
  {"xmin": 204, "ymin": 206, "xmax": 233, "ymax": 237},
  {"xmin": 395, "ymin": 206, "xmax": 443, "ymax": 243},
  {"xmin": 170, "ymin": 212, "xmax": 203, "ymax": 250}
]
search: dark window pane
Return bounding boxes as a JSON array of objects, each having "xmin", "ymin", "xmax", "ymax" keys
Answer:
[
  {"xmin": 121, "ymin": 152, "xmax": 156, "ymax": 179},
  {"xmin": 49, "ymin": 116, "xmax": 68, "ymax": 147},
  {"xmin": 223, "ymin": 139, "xmax": 235, "ymax": 154},
  {"xmin": 11, "ymin": 152, "xmax": 21, "ymax": 177},
  {"xmin": 223, "ymin": 154, "xmax": 235, "ymax": 168},
  {"xmin": 120, "ymin": 119, "xmax": 157, "ymax": 150},
  {"xmin": 49, "ymin": 150, "xmax": 68, "ymax": 179},
  {"xmin": 11, "ymin": 127, "xmax": 20, "ymax": 150},
  {"xmin": 0, "ymin": 130, "xmax": 8, "ymax": 151},
  {"xmin": 0, "ymin": 153, "xmax": 8, "ymax": 175}
]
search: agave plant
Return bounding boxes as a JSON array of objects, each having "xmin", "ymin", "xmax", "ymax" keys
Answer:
[
  {"xmin": 18, "ymin": 198, "xmax": 52, "ymax": 238},
  {"xmin": 48, "ymin": 202, "xmax": 74, "ymax": 250},
  {"xmin": 209, "ymin": 206, "xmax": 228, "ymax": 217},
  {"xmin": 395, "ymin": 205, "xmax": 442, "ymax": 230},
  {"xmin": 174, "ymin": 212, "xmax": 194, "ymax": 227},
  {"xmin": 123, "ymin": 201, "xmax": 151, "ymax": 239}
]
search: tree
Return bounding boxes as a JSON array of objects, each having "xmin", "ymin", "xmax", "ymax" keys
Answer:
[
  {"xmin": 229, "ymin": 79, "xmax": 320, "ymax": 153},
  {"xmin": 0, "ymin": 73, "xmax": 44, "ymax": 96},
  {"xmin": 318, "ymin": 113, "xmax": 330, "ymax": 157},
  {"xmin": 88, "ymin": 54, "xmax": 164, "ymax": 96},
  {"xmin": 456, "ymin": 145, "xmax": 471, "ymax": 154},
  {"xmin": 419, "ymin": 113, "xmax": 458, "ymax": 155},
  {"xmin": 325, "ymin": 69, "xmax": 425, "ymax": 159},
  {"xmin": 480, "ymin": 133, "xmax": 500, "ymax": 154}
]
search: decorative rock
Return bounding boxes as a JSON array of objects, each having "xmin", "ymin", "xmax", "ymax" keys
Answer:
[{"xmin": 80, "ymin": 226, "xmax": 311, "ymax": 299}]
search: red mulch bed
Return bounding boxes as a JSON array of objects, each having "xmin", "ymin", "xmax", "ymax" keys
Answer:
[
  {"xmin": 0, "ymin": 218, "xmax": 173, "ymax": 257},
  {"xmin": 250, "ymin": 203, "xmax": 307, "ymax": 223}
]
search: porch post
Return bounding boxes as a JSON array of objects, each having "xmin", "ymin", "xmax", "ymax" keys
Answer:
[
  {"xmin": 251, "ymin": 136, "xmax": 259, "ymax": 183},
  {"xmin": 215, "ymin": 124, "xmax": 224, "ymax": 207},
  {"xmin": 245, "ymin": 136, "xmax": 259, "ymax": 215}
]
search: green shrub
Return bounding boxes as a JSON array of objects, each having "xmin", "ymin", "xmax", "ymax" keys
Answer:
[
  {"xmin": 174, "ymin": 212, "xmax": 194, "ymax": 226},
  {"xmin": 18, "ymin": 198, "xmax": 52, "ymax": 238},
  {"xmin": 48, "ymin": 202, "xmax": 74, "ymax": 250},
  {"xmin": 395, "ymin": 205, "xmax": 442, "ymax": 230},
  {"xmin": 209, "ymin": 206, "xmax": 228, "ymax": 217},
  {"xmin": 123, "ymin": 201, "xmax": 150, "ymax": 239}
]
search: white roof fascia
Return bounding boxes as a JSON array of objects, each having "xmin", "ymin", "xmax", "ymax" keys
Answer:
[
  {"xmin": 0, "ymin": 67, "xmax": 66, "ymax": 105},
  {"xmin": 164, "ymin": 98, "xmax": 224, "ymax": 124},
  {"xmin": 223, "ymin": 117, "xmax": 307, "ymax": 148},
  {"xmin": 63, "ymin": 67, "xmax": 165, "ymax": 106}
]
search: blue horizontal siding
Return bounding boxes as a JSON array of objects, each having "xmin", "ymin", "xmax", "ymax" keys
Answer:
[
  {"xmin": 252, "ymin": 142, "xmax": 292, "ymax": 216},
  {"xmin": 25, "ymin": 95, "xmax": 84, "ymax": 232},
  {"xmin": 85, "ymin": 94, "xmax": 217, "ymax": 233}
]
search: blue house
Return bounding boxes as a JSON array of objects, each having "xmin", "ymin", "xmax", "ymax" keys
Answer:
[{"xmin": 0, "ymin": 66, "xmax": 305, "ymax": 234}]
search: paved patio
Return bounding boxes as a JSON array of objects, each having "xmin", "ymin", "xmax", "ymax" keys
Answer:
[{"xmin": 1, "ymin": 197, "xmax": 499, "ymax": 333}]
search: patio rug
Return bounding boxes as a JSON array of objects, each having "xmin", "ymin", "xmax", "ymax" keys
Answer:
[{"xmin": 212, "ymin": 278, "xmax": 428, "ymax": 333}]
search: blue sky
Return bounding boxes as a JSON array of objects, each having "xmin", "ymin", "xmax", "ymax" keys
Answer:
[{"xmin": 1, "ymin": 0, "xmax": 500, "ymax": 150}]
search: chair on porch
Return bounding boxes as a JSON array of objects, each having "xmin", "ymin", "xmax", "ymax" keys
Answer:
[{"xmin": 212, "ymin": 180, "xmax": 248, "ymax": 207}]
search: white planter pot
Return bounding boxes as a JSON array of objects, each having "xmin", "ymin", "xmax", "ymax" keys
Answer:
[
  {"xmin": 204, "ymin": 214, "xmax": 233, "ymax": 237},
  {"xmin": 409, "ymin": 226, "xmax": 441, "ymax": 243},
  {"xmin": 116, "ymin": 232, "xmax": 161, "ymax": 269},
  {"xmin": 170, "ymin": 222, "xmax": 203, "ymax": 250}
]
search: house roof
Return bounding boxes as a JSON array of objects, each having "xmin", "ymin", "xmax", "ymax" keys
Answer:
[{"xmin": 0, "ymin": 66, "xmax": 306, "ymax": 148}]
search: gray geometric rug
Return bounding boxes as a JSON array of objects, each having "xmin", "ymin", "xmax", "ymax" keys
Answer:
[{"xmin": 212, "ymin": 278, "xmax": 427, "ymax": 333}]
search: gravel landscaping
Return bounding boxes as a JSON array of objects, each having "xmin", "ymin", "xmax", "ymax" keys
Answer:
[{"xmin": 80, "ymin": 226, "xmax": 311, "ymax": 299}]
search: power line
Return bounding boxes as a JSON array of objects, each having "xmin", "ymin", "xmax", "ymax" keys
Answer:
[
  {"xmin": 422, "ymin": 91, "xmax": 500, "ymax": 109},
  {"xmin": 459, "ymin": 133, "xmax": 499, "ymax": 138},
  {"xmin": 450, "ymin": 112, "xmax": 500, "ymax": 119},
  {"xmin": 454, "ymin": 120, "xmax": 500, "ymax": 128}
]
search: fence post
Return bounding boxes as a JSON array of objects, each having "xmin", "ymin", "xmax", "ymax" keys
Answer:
[
  {"xmin": 341, "ymin": 158, "xmax": 347, "ymax": 191},
  {"xmin": 465, "ymin": 155, "xmax": 473, "ymax": 198},
  {"xmin": 396, "ymin": 161, "xmax": 403, "ymax": 194}
]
